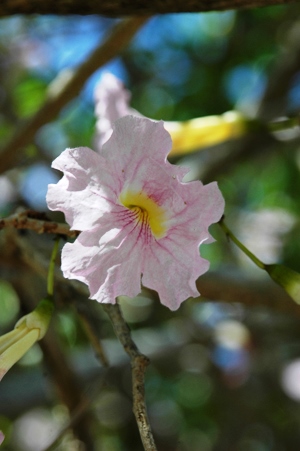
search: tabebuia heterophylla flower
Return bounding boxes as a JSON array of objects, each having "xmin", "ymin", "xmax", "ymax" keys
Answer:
[
  {"xmin": 94, "ymin": 73, "xmax": 134, "ymax": 149},
  {"xmin": 47, "ymin": 115, "xmax": 225, "ymax": 310},
  {"xmin": 0, "ymin": 298, "xmax": 53, "ymax": 381}
]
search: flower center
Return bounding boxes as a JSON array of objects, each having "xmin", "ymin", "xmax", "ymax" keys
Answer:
[{"xmin": 119, "ymin": 189, "xmax": 168, "ymax": 239}]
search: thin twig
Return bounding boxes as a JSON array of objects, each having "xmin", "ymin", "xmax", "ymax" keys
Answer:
[
  {"xmin": 77, "ymin": 308, "xmax": 109, "ymax": 368},
  {"xmin": 0, "ymin": 16, "xmax": 149, "ymax": 175},
  {"xmin": 2, "ymin": 223, "xmax": 299, "ymax": 320},
  {"xmin": 1, "ymin": 224, "xmax": 299, "ymax": 317},
  {"xmin": 0, "ymin": 210, "xmax": 78, "ymax": 237},
  {"xmin": 103, "ymin": 302, "xmax": 157, "ymax": 451}
]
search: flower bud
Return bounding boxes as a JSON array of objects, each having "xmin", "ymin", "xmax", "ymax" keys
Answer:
[
  {"xmin": 265, "ymin": 264, "xmax": 300, "ymax": 304},
  {"xmin": 0, "ymin": 298, "xmax": 54, "ymax": 381}
]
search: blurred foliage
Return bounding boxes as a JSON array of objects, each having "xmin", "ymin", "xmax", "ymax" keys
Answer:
[{"xmin": 0, "ymin": 4, "xmax": 300, "ymax": 451}]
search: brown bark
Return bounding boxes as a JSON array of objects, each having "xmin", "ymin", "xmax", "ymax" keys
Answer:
[
  {"xmin": 103, "ymin": 303, "xmax": 157, "ymax": 451},
  {"xmin": 0, "ymin": 0, "xmax": 297, "ymax": 17}
]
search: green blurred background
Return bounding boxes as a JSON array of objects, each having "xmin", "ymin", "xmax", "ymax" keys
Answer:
[{"xmin": 1, "ymin": 4, "xmax": 300, "ymax": 450}]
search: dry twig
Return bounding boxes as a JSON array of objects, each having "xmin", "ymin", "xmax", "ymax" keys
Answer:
[
  {"xmin": 103, "ymin": 303, "xmax": 157, "ymax": 451},
  {"xmin": 76, "ymin": 307, "xmax": 109, "ymax": 368},
  {"xmin": 0, "ymin": 210, "xmax": 78, "ymax": 237},
  {"xmin": 1, "ymin": 214, "xmax": 298, "ymax": 319}
]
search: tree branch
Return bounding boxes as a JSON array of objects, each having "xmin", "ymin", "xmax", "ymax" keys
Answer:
[
  {"xmin": 103, "ymin": 303, "xmax": 157, "ymax": 451},
  {"xmin": 0, "ymin": 16, "xmax": 149, "ymax": 175},
  {"xmin": 0, "ymin": 0, "xmax": 296, "ymax": 17},
  {"xmin": 0, "ymin": 210, "xmax": 79, "ymax": 237},
  {"xmin": 196, "ymin": 272, "xmax": 299, "ymax": 317},
  {"xmin": 76, "ymin": 305, "xmax": 109, "ymax": 368},
  {"xmin": 198, "ymin": 9, "xmax": 300, "ymax": 184},
  {"xmin": 1, "ymin": 216, "xmax": 298, "ymax": 318},
  {"xmin": 258, "ymin": 14, "xmax": 300, "ymax": 120}
]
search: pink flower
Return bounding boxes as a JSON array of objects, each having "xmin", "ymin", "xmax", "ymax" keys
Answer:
[
  {"xmin": 94, "ymin": 73, "xmax": 139, "ymax": 149},
  {"xmin": 93, "ymin": 73, "xmax": 246, "ymax": 156},
  {"xmin": 47, "ymin": 115, "xmax": 224, "ymax": 310}
]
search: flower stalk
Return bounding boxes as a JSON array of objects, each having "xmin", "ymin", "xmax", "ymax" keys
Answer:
[
  {"xmin": 47, "ymin": 236, "xmax": 60, "ymax": 297},
  {"xmin": 219, "ymin": 217, "xmax": 300, "ymax": 304},
  {"xmin": 219, "ymin": 217, "xmax": 265, "ymax": 270}
]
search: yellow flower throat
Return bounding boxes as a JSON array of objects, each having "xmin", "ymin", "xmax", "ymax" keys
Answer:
[{"xmin": 119, "ymin": 189, "xmax": 167, "ymax": 239}]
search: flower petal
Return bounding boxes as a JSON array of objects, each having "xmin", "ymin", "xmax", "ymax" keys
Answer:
[
  {"xmin": 142, "ymin": 239, "xmax": 208, "ymax": 310},
  {"xmin": 94, "ymin": 73, "xmax": 133, "ymax": 149},
  {"xmin": 167, "ymin": 181, "xmax": 225, "ymax": 240},
  {"xmin": 47, "ymin": 147, "xmax": 119, "ymax": 231},
  {"xmin": 0, "ymin": 327, "xmax": 27, "ymax": 354},
  {"xmin": 0, "ymin": 329, "xmax": 39, "ymax": 381},
  {"xmin": 102, "ymin": 115, "xmax": 179, "ymax": 181},
  {"xmin": 61, "ymin": 218, "xmax": 145, "ymax": 302}
]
